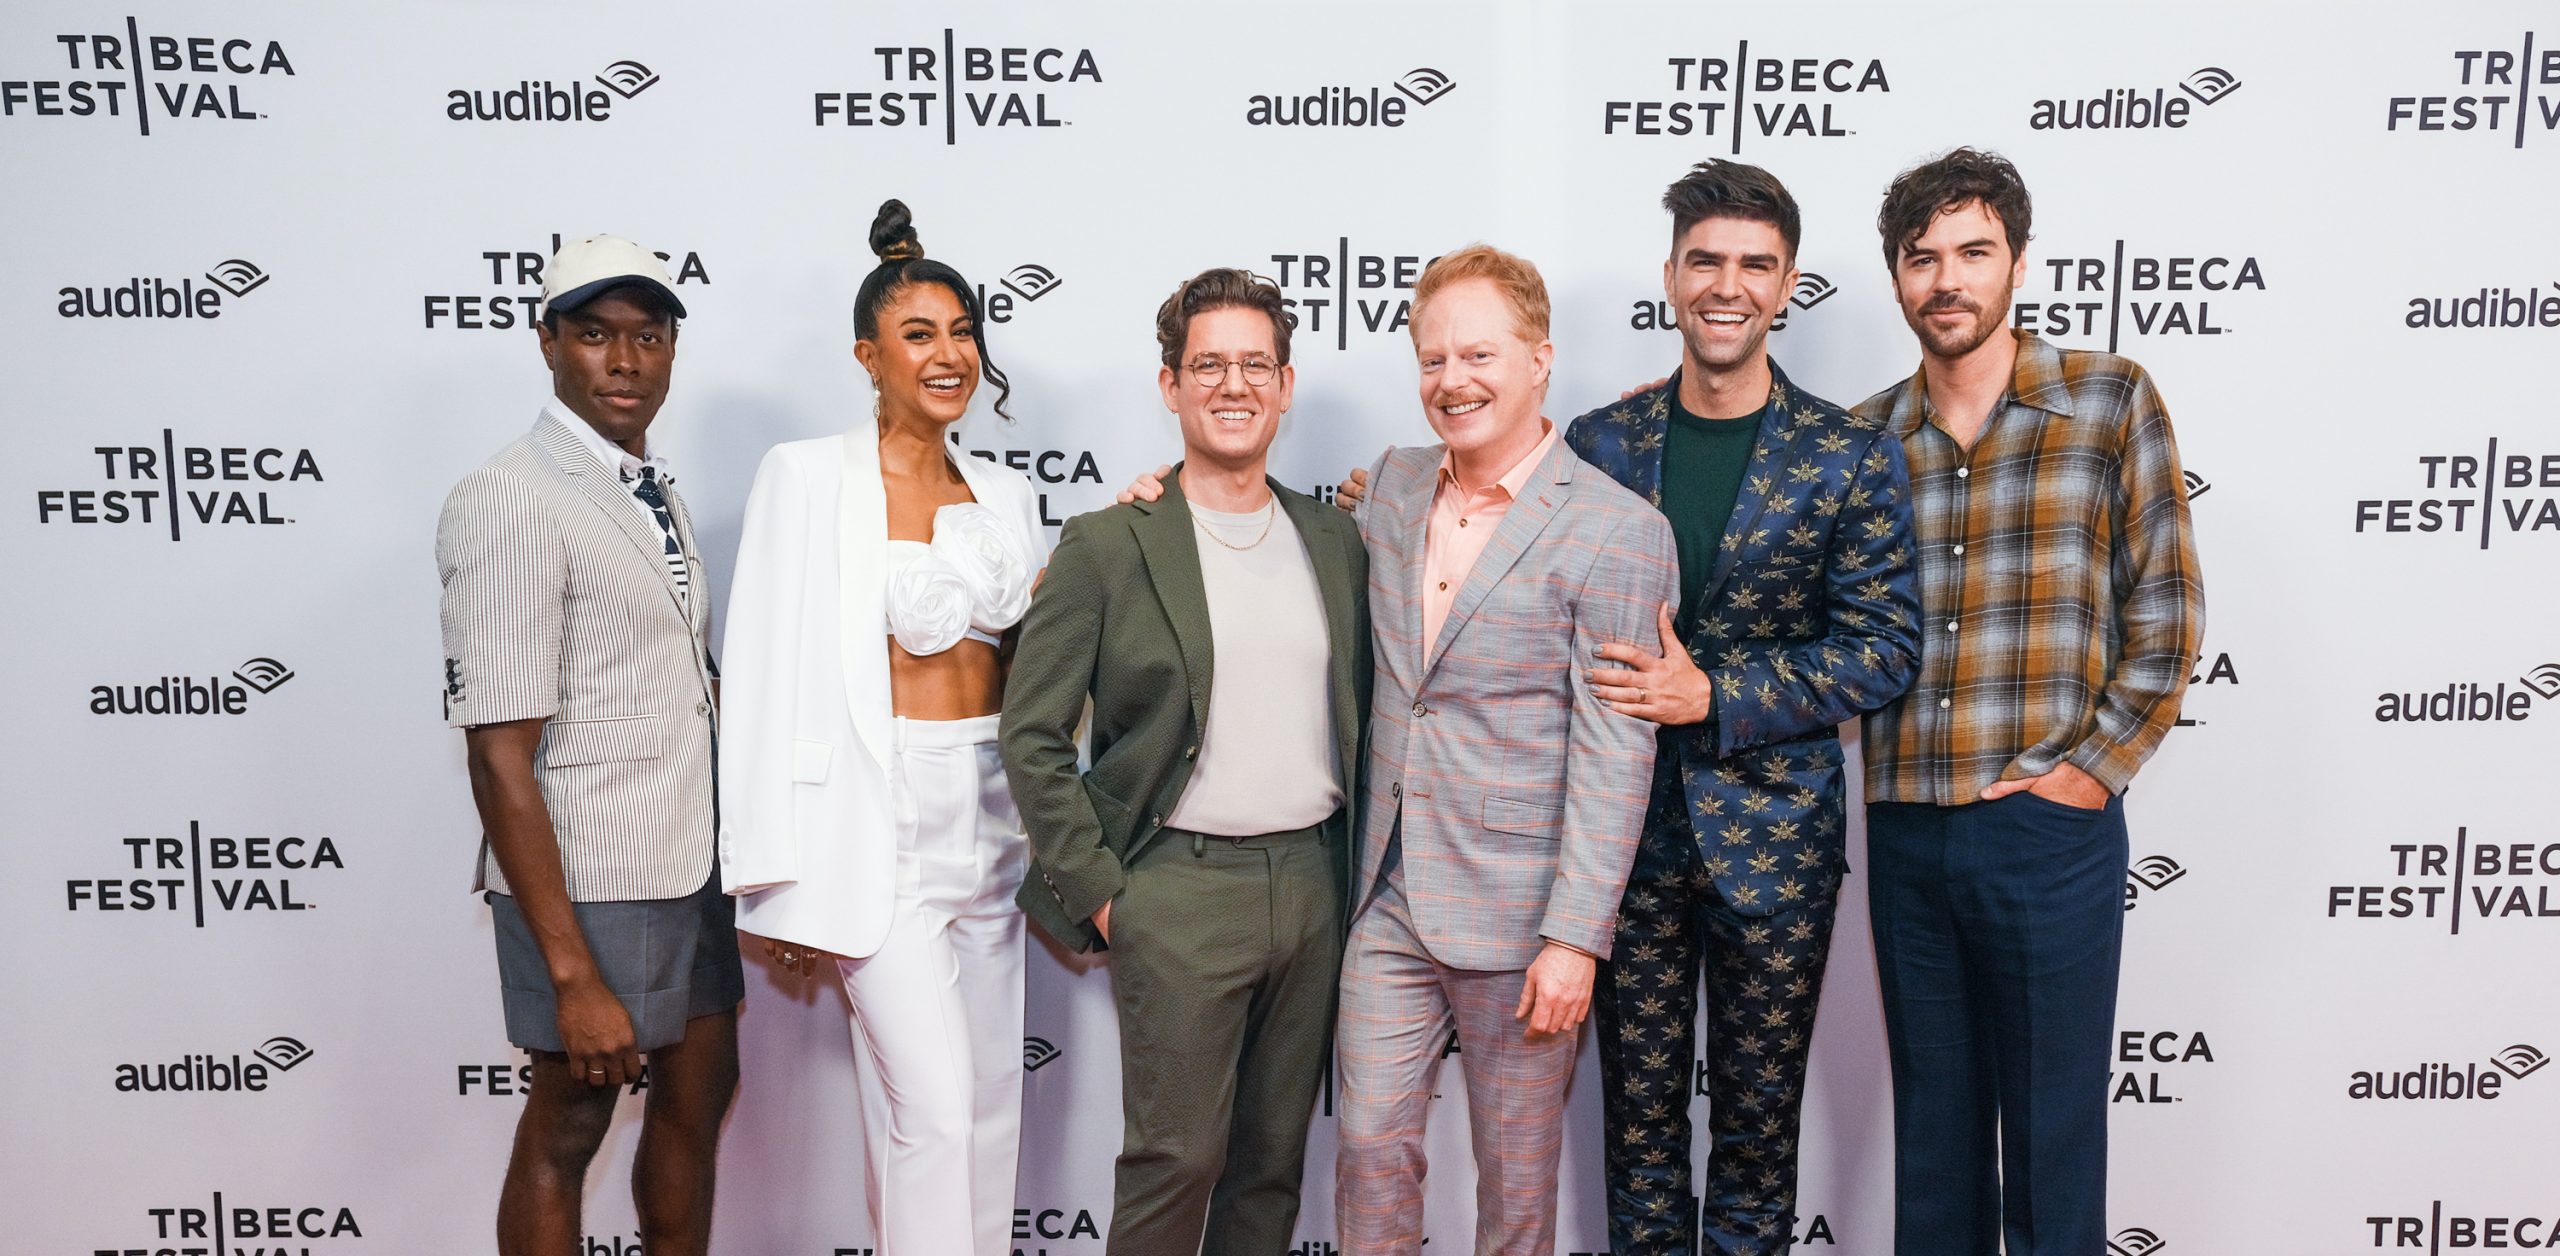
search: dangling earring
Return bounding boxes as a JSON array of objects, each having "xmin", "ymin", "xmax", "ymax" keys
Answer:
[{"xmin": 870, "ymin": 376, "xmax": 883, "ymax": 423}]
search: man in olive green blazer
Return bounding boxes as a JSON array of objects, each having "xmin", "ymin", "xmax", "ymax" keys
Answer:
[{"xmin": 1002, "ymin": 269, "xmax": 1369, "ymax": 1256}]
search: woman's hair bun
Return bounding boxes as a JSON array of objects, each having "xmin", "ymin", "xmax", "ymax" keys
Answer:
[{"xmin": 869, "ymin": 199, "xmax": 924, "ymax": 264}]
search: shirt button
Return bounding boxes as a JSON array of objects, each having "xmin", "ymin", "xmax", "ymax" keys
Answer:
[
  {"xmin": 1956, "ymin": 466, "xmax": 1970, "ymax": 478},
  {"xmin": 1459, "ymin": 518, "xmax": 1470, "ymax": 528},
  {"xmin": 1951, "ymin": 544, "xmax": 1965, "ymax": 556},
  {"xmin": 1184, "ymin": 744, "xmax": 1198, "ymax": 760},
  {"xmin": 1947, "ymin": 621, "xmax": 1960, "ymax": 633},
  {"xmin": 1413, "ymin": 702, "xmax": 1429, "ymax": 718},
  {"xmin": 695, "ymin": 700, "xmax": 711, "ymax": 717},
  {"xmin": 1940, "ymin": 697, "xmax": 1952, "ymax": 709},
  {"xmin": 1438, "ymin": 581, "xmax": 1449, "ymax": 592}
]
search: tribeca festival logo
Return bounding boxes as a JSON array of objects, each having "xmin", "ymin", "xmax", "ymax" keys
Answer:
[
  {"xmin": 1571, "ymin": 1214, "xmax": 1837, "ymax": 1254},
  {"xmin": 2352, "ymin": 440, "xmax": 2560, "ymax": 548},
  {"xmin": 423, "ymin": 232, "xmax": 710, "ymax": 331},
  {"xmin": 2174, "ymin": 648, "xmax": 2238, "ymax": 729},
  {"xmin": 2368, "ymin": 1204, "xmax": 2560, "ymax": 1250},
  {"xmin": 2029, "ymin": 64, "xmax": 2242, "ymax": 132},
  {"xmin": 2012, "ymin": 244, "xmax": 2266, "ymax": 352},
  {"xmin": 2124, "ymin": 855, "xmax": 2189, "ymax": 911},
  {"xmin": 114, "ymin": 1033, "xmax": 314, "ymax": 1094},
  {"xmin": 813, "ymin": 33, "xmax": 1103, "ymax": 143},
  {"xmin": 102, "ymin": 1195, "xmax": 364, "ymax": 1253},
  {"xmin": 1, "ymin": 19, "xmax": 295, "ymax": 134},
  {"xmin": 91, "ymin": 655, "xmax": 295, "ymax": 716},
  {"xmin": 1626, "ymin": 271, "xmax": 1839, "ymax": 334},
  {"xmin": 2113, "ymin": 1029, "xmax": 2214, "ymax": 1105},
  {"xmin": 1014, "ymin": 1205, "xmax": 1104, "ymax": 1255},
  {"xmin": 35, "ymin": 431, "xmax": 323, "ymax": 538},
  {"xmin": 57, "ymin": 256, "xmax": 270, "ymax": 320},
  {"xmin": 460, "ymin": 1048, "xmax": 651, "ymax": 1098},
  {"xmin": 2385, "ymin": 32, "xmax": 2559, "ymax": 148},
  {"xmin": 2328, "ymin": 826, "xmax": 2560, "ymax": 933},
  {"xmin": 65, "ymin": 820, "xmax": 344, "ymax": 923},
  {"xmin": 1266, "ymin": 239, "xmax": 1435, "ymax": 352},
  {"xmin": 967, "ymin": 445, "xmax": 1102, "ymax": 528},
  {"xmin": 2349, "ymin": 1041, "xmax": 2548, "ymax": 1101},
  {"xmin": 1245, "ymin": 64, "xmax": 1457, "ymax": 127},
  {"xmin": 1602, "ymin": 44, "xmax": 1890, "ymax": 154},
  {"xmin": 446, "ymin": 56, "xmax": 662, "ymax": 122},
  {"xmin": 2373, "ymin": 656, "xmax": 2555, "ymax": 724},
  {"xmin": 2108, "ymin": 1229, "xmax": 2169, "ymax": 1256}
]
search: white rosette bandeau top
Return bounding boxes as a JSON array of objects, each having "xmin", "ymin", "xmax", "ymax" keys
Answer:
[{"xmin": 881, "ymin": 501, "xmax": 1034, "ymax": 655}]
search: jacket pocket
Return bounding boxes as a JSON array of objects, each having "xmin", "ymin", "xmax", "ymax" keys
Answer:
[
  {"xmin": 791, "ymin": 739, "xmax": 833, "ymax": 784},
  {"xmin": 1483, "ymin": 795, "xmax": 1565, "ymax": 840},
  {"xmin": 543, "ymin": 714, "xmax": 662, "ymax": 768}
]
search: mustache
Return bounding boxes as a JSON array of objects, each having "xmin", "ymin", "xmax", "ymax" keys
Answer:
[{"xmin": 1921, "ymin": 293, "xmax": 1980, "ymax": 314}]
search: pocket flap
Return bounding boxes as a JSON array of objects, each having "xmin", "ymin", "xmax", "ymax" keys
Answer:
[
  {"xmin": 1482, "ymin": 795, "xmax": 1565, "ymax": 839},
  {"xmin": 791, "ymin": 739, "xmax": 833, "ymax": 784},
  {"xmin": 543, "ymin": 715, "xmax": 662, "ymax": 768}
]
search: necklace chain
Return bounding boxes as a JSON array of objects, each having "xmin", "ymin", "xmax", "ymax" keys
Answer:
[{"xmin": 1192, "ymin": 500, "xmax": 1276, "ymax": 551}]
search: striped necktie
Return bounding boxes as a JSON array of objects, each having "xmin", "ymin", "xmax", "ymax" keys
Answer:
[{"xmin": 621, "ymin": 464, "xmax": 691, "ymax": 604}]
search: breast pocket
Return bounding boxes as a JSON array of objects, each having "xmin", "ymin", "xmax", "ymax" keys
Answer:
[
  {"xmin": 543, "ymin": 714, "xmax": 664, "ymax": 767},
  {"xmin": 1483, "ymin": 795, "xmax": 1565, "ymax": 841}
]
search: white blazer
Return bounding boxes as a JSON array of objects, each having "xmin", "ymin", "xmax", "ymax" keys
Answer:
[{"xmin": 717, "ymin": 421, "xmax": 1045, "ymax": 958}]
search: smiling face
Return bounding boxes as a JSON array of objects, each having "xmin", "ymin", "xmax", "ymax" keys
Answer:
[
  {"xmin": 1892, "ymin": 198, "xmax": 2026, "ymax": 363},
  {"xmin": 1411, "ymin": 277, "xmax": 1552, "ymax": 471},
  {"xmin": 854, "ymin": 280, "xmax": 981, "ymax": 429},
  {"xmin": 536, "ymin": 289, "xmax": 678, "ymax": 452},
  {"xmin": 1664, "ymin": 214, "xmax": 1797, "ymax": 379},
  {"xmin": 1160, "ymin": 305, "xmax": 1294, "ymax": 476}
]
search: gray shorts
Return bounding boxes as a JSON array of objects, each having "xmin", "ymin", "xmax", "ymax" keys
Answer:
[{"xmin": 486, "ymin": 871, "xmax": 745, "ymax": 1053}]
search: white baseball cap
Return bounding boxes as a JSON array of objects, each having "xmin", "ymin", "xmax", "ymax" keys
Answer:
[{"xmin": 542, "ymin": 234, "xmax": 688, "ymax": 319}]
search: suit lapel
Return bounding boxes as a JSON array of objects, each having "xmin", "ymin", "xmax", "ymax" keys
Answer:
[
  {"xmin": 1623, "ymin": 384, "xmax": 1673, "ymax": 507},
  {"xmin": 1697, "ymin": 376, "xmax": 1795, "ymax": 609},
  {"xmin": 1277, "ymin": 483, "xmax": 1361, "ymax": 781},
  {"xmin": 1132, "ymin": 469, "xmax": 1214, "ymax": 732},
  {"xmin": 1425, "ymin": 437, "xmax": 1571, "ymax": 679},
  {"xmin": 534, "ymin": 416, "xmax": 691, "ymax": 621}
]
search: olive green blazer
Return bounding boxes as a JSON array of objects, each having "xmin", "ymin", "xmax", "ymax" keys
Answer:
[{"xmin": 1000, "ymin": 468, "xmax": 1370, "ymax": 952}]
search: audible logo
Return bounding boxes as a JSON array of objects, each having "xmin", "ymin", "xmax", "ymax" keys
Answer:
[
  {"xmin": 2012, "ymin": 244, "xmax": 2266, "ymax": 351},
  {"xmin": 424, "ymin": 233, "xmax": 710, "ymax": 331},
  {"xmin": 2349, "ymin": 1042, "xmax": 2547, "ymax": 1101},
  {"xmin": 2109, "ymin": 1228, "xmax": 2168, "ymax": 1256},
  {"xmin": 2406, "ymin": 279, "xmax": 2560, "ymax": 330},
  {"xmin": 447, "ymin": 57, "xmax": 662, "ymax": 122},
  {"xmin": 114, "ymin": 1034, "xmax": 313, "ymax": 1093},
  {"xmin": 1602, "ymin": 45, "xmax": 1891, "ymax": 154},
  {"xmin": 58, "ymin": 257, "xmax": 269, "ymax": 320},
  {"xmin": 2385, "ymin": 34, "xmax": 2559, "ymax": 148},
  {"xmin": 2352, "ymin": 440, "xmax": 2560, "ymax": 548},
  {"xmin": 1246, "ymin": 65, "xmax": 1457, "ymax": 127},
  {"xmin": 1023, "ymin": 1036, "xmax": 1063, "ymax": 1072},
  {"xmin": 813, "ymin": 34, "xmax": 1104, "ymax": 144},
  {"xmin": 2328, "ymin": 827, "xmax": 2560, "ymax": 933},
  {"xmin": 65, "ymin": 820, "xmax": 345, "ymax": 924},
  {"xmin": 1628, "ymin": 272, "xmax": 1837, "ymax": 335},
  {"xmin": 91, "ymin": 656, "xmax": 293, "ymax": 716},
  {"xmin": 2374, "ymin": 659, "xmax": 2555, "ymax": 723},
  {"xmin": 2030, "ymin": 65, "xmax": 2242, "ymax": 131},
  {"xmin": 35, "ymin": 431, "xmax": 323, "ymax": 539},
  {"xmin": 2124, "ymin": 855, "xmax": 2188, "ymax": 910},
  {"xmin": 2, "ymin": 20, "xmax": 295, "ymax": 134}
]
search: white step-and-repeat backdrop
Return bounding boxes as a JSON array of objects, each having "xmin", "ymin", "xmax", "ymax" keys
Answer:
[{"xmin": 6, "ymin": 2, "xmax": 2554, "ymax": 1253}]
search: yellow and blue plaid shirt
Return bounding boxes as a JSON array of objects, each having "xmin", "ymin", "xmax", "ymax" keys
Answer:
[{"xmin": 1853, "ymin": 333, "xmax": 2205, "ymax": 805}]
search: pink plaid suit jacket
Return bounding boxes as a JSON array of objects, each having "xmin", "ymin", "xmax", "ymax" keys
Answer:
[{"xmin": 1354, "ymin": 435, "xmax": 1679, "ymax": 971}]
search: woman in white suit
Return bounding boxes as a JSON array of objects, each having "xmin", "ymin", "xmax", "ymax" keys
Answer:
[{"xmin": 720, "ymin": 200, "xmax": 1045, "ymax": 1256}]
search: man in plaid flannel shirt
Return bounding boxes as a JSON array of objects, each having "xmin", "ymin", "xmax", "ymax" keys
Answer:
[{"xmin": 1853, "ymin": 148, "xmax": 2205, "ymax": 1256}]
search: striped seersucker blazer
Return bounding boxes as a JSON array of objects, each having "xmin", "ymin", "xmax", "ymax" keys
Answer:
[
  {"xmin": 1354, "ymin": 434, "xmax": 1680, "ymax": 970},
  {"xmin": 436, "ymin": 409, "xmax": 718, "ymax": 902}
]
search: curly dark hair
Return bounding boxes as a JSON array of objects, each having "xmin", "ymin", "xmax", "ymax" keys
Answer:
[
  {"xmin": 853, "ymin": 198, "xmax": 1013, "ymax": 421},
  {"xmin": 1876, "ymin": 148, "xmax": 2033, "ymax": 272},
  {"xmin": 1153, "ymin": 268, "xmax": 1292, "ymax": 370}
]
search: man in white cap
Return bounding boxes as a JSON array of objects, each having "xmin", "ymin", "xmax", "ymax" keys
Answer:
[{"xmin": 436, "ymin": 235, "xmax": 739, "ymax": 1256}]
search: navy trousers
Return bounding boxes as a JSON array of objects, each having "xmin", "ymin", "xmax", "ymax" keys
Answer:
[{"xmin": 1865, "ymin": 791, "xmax": 2127, "ymax": 1256}]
